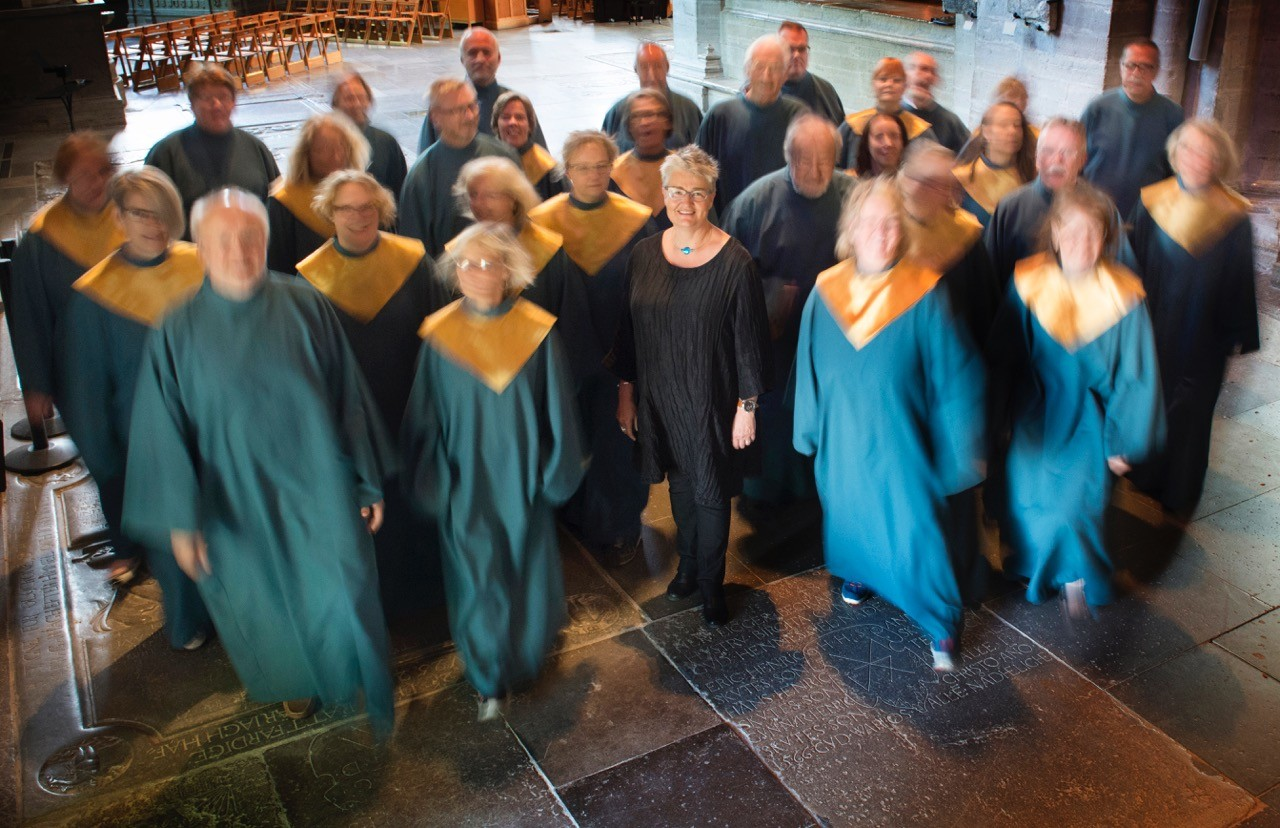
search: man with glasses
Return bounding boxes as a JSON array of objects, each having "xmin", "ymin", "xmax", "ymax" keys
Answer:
[
  {"xmin": 778, "ymin": 22, "xmax": 844, "ymax": 126},
  {"xmin": 401, "ymin": 78, "xmax": 518, "ymax": 257},
  {"xmin": 1081, "ymin": 38, "xmax": 1184, "ymax": 218},
  {"xmin": 601, "ymin": 41, "xmax": 703, "ymax": 152}
]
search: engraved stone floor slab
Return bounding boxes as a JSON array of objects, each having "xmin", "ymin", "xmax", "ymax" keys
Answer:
[
  {"xmin": 1186, "ymin": 488, "xmax": 1280, "ymax": 606},
  {"xmin": 56, "ymin": 479, "xmax": 108, "ymax": 550},
  {"xmin": 558, "ymin": 724, "xmax": 816, "ymax": 828},
  {"xmin": 263, "ymin": 683, "xmax": 573, "ymax": 828},
  {"xmin": 1215, "ymin": 608, "xmax": 1280, "ymax": 675},
  {"xmin": 645, "ymin": 570, "xmax": 1256, "ymax": 827},
  {"xmin": 1114, "ymin": 643, "xmax": 1280, "ymax": 795},
  {"xmin": 502, "ymin": 629, "xmax": 720, "ymax": 787}
]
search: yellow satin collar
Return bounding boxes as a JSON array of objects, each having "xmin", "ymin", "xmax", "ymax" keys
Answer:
[
  {"xmin": 904, "ymin": 207, "xmax": 982, "ymax": 273},
  {"xmin": 845, "ymin": 108, "xmax": 932, "ymax": 141},
  {"xmin": 815, "ymin": 257, "xmax": 942, "ymax": 349},
  {"xmin": 1141, "ymin": 177, "xmax": 1250, "ymax": 258},
  {"xmin": 73, "ymin": 242, "xmax": 204, "ymax": 327},
  {"xmin": 611, "ymin": 150, "xmax": 670, "ymax": 219},
  {"xmin": 527, "ymin": 193, "xmax": 651, "ymax": 276},
  {"xmin": 521, "ymin": 143, "xmax": 559, "ymax": 186},
  {"xmin": 29, "ymin": 198, "xmax": 126, "ymax": 270},
  {"xmin": 270, "ymin": 180, "xmax": 334, "ymax": 239},
  {"xmin": 953, "ymin": 158, "xmax": 1023, "ymax": 215},
  {"xmin": 419, "ymin": 296, "xmax": 556, "ymax": 393},
  {"xmin": 297, "ymin": 233, "xmax": 425, "ymax": 323},
  {"xmin": 1014, "ymin": 252, "xmax": 1145, "ymax": 351},
  {"xmin": 518, "ymin": 221, "xmax": 563, "ymax": 275}
]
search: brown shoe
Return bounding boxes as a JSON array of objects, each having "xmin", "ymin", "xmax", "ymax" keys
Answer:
[{"xmin": 282, "ymin": 697, "xmax": 318, "ymax": 720}]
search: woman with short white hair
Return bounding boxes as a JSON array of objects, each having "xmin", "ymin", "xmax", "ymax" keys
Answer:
[{"xmin": 402, "ymin": 222, "xmax": 587, "ymax": 720}]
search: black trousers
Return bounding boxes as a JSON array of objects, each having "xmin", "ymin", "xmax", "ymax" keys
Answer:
[{"xmin": 667, "ymin": 471, "xmax": 731, "ymax": 596}]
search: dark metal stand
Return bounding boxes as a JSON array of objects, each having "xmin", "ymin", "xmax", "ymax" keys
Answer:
[
  {"xmin": 36, "ymin": 65, "xmax": 91, "ymax": 132},
  {"xmin": 5, "ymin": 416, "xmax": 78, "ymax": 475},
  {"xmin": 11, "ymin": 415, "xmax": 68, "ymax": 441}
]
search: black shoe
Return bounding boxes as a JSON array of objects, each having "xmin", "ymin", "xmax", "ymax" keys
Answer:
[
  {"xmin": 702, "ymin": 595, "xmax": 730, "ymax": 627},
  {"xmin": 601, "ymin": 538, "xmax": 640, "ymax": 569},
  {"xmin": 666, "ymin": 567, "xmax": 698, "ymax": 601}
]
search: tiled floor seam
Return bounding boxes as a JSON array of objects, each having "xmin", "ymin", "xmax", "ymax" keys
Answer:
[
  {"xmin": 1209, "ymin": 638, "xmax": 1280, "ymax": 684},
  {"xmin": 506, "ymin": 719, "xmax": 583, "ymax": 828},
  {"xmin": 716, "ymin": 717, "xmax": 831, "ymax": 828}
]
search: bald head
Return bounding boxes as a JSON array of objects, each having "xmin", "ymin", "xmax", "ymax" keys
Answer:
[
  {"xmin": 192, "ymin": 188, "xmax": 269, "ymax": 300},
  {"xmin": 904, "ymin": 51, "xmax": 940, "ymax": 106},
  {"xmin": 785, "ymin": 113, "xmax": 839, "ymax": 198},
  {"xmin": 460, "ymin": 27, "xmax": 500, "ymax": 87},
  {"xmin": 744, "ymin": 35, "xmax": 789, "ymax": 106},
  {"xmin": 635, "ymin": 42, "xmax": 670, "ymax": 90}
]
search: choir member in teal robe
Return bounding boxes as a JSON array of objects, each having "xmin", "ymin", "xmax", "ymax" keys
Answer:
[
  {"xmin": 418, "ymin": 81, "xmax": 547, "ymax": 155},
  {"xmin": 989, "ymin": 185, "xmax": 1164, "ymax": 615},
  {"xmin": 144, "ymin": 66, "xmax": 280, "ymax": 228},
  {"xmin": 330, "ymin": 71, "xmax": 410, "ymax": 203},
  {"xmin": 793, "ymin": 179, "xmax": 985, "ymax": 669},
  {"xmin": 1081, "ymin": 41, "xmax": 1184, "ymax": 220},
  {"xmin": 1127, "ymin": 123, "xmax": 1260, "ymax": 517},
  {"xmin": 600, "ymin": 42, "xmax": 703, "ymax": 152},
  {"xmin": 529, "ymin": 132, "xmax": 659, "ymax": 557},
  {"xmin": 401, "ymin": 223, "xmax": 587, "ymax": 711},
  {"xmin": 721, "ymin": 115, "xmax": 850, "ymax": 505},
  {"xmin": 60, "ymin": 167, "xmax": 211, "ymax": 645},
  {"xmin": 123, "ymin": 189, "xmax": 396, "ymax": 734}
]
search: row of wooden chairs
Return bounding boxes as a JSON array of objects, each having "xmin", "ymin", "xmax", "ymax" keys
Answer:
[
  {"xmin": 280, "ymin": 0, "xmax": 453, "ymax": 45},
  {"xmin": 106, "ymin": 11, "xmax": 345, "ymax": 93}
]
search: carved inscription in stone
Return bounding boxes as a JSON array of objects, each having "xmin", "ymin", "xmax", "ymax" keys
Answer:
[
  {"xmin": 38, "ymin": 733, "xmax": 133, "ymax": 796},
  {"xmin": 58, "ymin": 481, "xmax": 110, "ymax": 550},
  {"xmin": 146, "ymin": 704, "xmax": 356, "ymax": 767}
]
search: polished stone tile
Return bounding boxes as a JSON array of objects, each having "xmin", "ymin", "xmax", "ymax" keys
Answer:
[
  {"xmin": 1216, "ymin": 609, "xmax": 1280, "ymax": 678},
  {"xmin": 557, "ymin": 534, "xmax": 648, "ymax": 652},
  {"xmin": 1187, "ymin": 489, "xmax": 1280, "ymax": 606},
  {"xmin": 1239, "ymin": 400, "xmax": 1280, "ymax": 444},
  {"xmin": 503, "ymin": 629, "xmax": 720, "ymax": 786},
  {"xmin": 646, "ymin": 570, "xmax": 1256, "ymax": 826},
  {"xmin": 1193, "ymin": 416, "xmax": 1280, "ymax": 520},
  {"xmin": 558, "ymin": 725, "xmax": 815, "ymax": 828},
  {"xmin": 264, "ymin": 683, "xmax": 573, "ymax": 827},
  {"xmin": 1114, "ymin": 643, "xmax": 1280, "ymax": 795},
  {"xmin": 730, "ymin": 498, "xmax": 825, "ymax": 584},
  {"xmin": 1220, "ymin": 355, "xmax": 1280, "ymax": 418}
]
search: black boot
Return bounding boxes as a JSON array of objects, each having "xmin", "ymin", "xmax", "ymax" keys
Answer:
[
  {"xmin": 666, "ymin": 560, "xmax": 698, "ymax": 601},
  {"xmin": 701, "ymin": 582, "xmax": 729, "ymax": 627}
]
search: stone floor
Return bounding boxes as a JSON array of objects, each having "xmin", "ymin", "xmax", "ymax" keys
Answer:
[{"xmin": 3, "ymin": 19, "xmax": 1280, "ymax": 828}]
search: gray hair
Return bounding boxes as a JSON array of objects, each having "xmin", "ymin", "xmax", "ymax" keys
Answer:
[
  {"xmin": 427, "ymin": 77, "xmax": 473, "ymax": 110},
  {"xmin": 659, "ymin": 144, "xmax": 719, "ymax": 188},
  {"xmin": 743, "ymin": 34, "xmax": 788, "ymax": 77},
  {"xmin": 109, "ymin": 165, "xmax": 186, "ymax": 240},
  {"xmin": 453, "ymin": 156, "xmax": 542, "ymax": 229},
  {"xmin": 437, "ymin": 221, "xmax": 535, "ymax": 294},
  {"xmin": 191, "ymin": 187, "xmax": 269, "ymax": 244},
  {"xmin": 784, "ymin": 113, "xmax": 840, "ymax": 166},
  {"xmin": 834, "ymin": 175, "xmax": 907, "ymax": 262},
  {"xmin": 1167, "ymin": 118, "xmax": 1240, "ymax": 185}
]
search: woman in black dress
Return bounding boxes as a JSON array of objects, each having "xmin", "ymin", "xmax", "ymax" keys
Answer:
[{"xmin": 610, "ymin": 145, "xmax": 771, "ymax": 627}]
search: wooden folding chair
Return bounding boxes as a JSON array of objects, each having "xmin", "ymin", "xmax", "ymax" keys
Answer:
[
  {"xmin": 309, "ymin": 12, "xmax": 344, "ymax": 63},
  {"xmin": 414, "ymin": 0, "xmax": 451, "ymax": 41},
  {"xmin": 256, "ymin": 21, "xmax": 291, "ymax": 79},
  {"xmin": 342, "ymin": 0, "xmax": 376, "ymax": 43},
  {"xmin": 275, "ymin": 18, "xmax": 312, "ymax": 72},
  {"xmin": 232, "ymin": 23, "xmax": 268, "ymax": 86}
]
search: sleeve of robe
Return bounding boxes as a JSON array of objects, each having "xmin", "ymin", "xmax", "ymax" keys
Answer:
[
  {"xmin": 921, "ymin": 291, "xmax": 987, "ymax": 495},
  {"xmin": 604, "ymin": 256, "xmax": 638, "ymax": 383},
  {"xmin": 546, "ymin": 252, "xmax": 598, "ymax": 386},
  {"xmin": 8, "ymin": 233, "xmax": 58, "ymax": 396},
  {"xmin": 539, "ymin": 330, "xmax": 590, "ymax": 504},
  {"xmin": 732, "ymin": 258, "xmax": 772, "ymax": 400},
  {"xmin": 1220, "ymin": 219, "xmax": 1261, "ymax": 355},
  {"xmin": 267, "ymin": 198, "xmax": 300, "ymax": 275},
  {"xmin": 61, "ymin": 296, "xmax": 125, "ymax": 482},
  {"xmin": 1102, "ymin": 305, "xmax": 1166, "ymax": 465},
  {"xmin": 399, "ymin": 346, "xmax": 450, "ymax": 519},
  {"xmin": 942, "ymin": 241, "xmax": 1001, "ymax": 347},
  {"xmin": 384, "ymin": 140, "xmax": 409, "ymax": 203},
  {"xmin": 791, "ymin": 289, "xmax": 823, "ymax": 457},
  {"xmin": 417, "ymin": 116, "xmax": 435, "ymax": 156},
  {"xmin": 398, "ymin": 164, "xmax": 428, "ymax": 247}
]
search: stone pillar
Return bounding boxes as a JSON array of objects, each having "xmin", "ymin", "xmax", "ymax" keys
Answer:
[
  {"xmin": 1151, "ymin": 0, "xmax": 1190, "ymax": 104},
  {"xmin": 669, "ymin": 0, "xmax": 725, "ymax": 109}
]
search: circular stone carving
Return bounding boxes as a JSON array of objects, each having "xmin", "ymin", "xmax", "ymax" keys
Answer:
[
  {"xmin": 564, "ymin": 593, "xmax": 623, "ymax": 635},
  {"xmin": 38, "ymin": 733, "xmax": 133, "ymax": 796}
]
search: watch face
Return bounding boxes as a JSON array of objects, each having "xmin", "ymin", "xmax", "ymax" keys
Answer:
[{"xmin": 742, "ymin": 400, "xmax": 758, "ymax": 412}]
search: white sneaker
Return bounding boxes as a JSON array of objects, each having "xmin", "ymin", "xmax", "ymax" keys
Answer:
[
  {"xmin": 931, "ymin": 639, "xmax": 956, "ymax": 673},
  {"xmin": 1063, "ymin": 579, "xmax": 1089, "ymax": 621},
  {"xmin": 477, "ymin": 697, "xmax": 503, "ymax": 722},
  {"xmin": 182, "ymin": 630, "xmax": 208, "ymax": 651}
]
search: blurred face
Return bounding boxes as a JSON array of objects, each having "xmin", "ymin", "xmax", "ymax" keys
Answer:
[
  {"xmin": 333, "ymin": 79, "xmax": 372, "ymax": 126},
  {"xmin": 496, "ymin": 99, "xmax": 531, "ymax": 149},
  {"xmin": 663, "ymin": 169, "xmax": 714, "ymax": 228},
  {"xmin": 461, "ymin": 30, "xmax": 500, "ymax": 87},
  {"xmin": 629, "ymin": 99, "xmax": 671, "ymax": 155},
  {"xmin": 745, "ymin": 44, "xmax": 787, "ymax": 105},
  {"xmin": 63, "ymin": 152, "xmax": 114, "ymax": 214},
  {"xmin": 1052, "ymin": 205, "xmax": 1105, "ymax": 275},
  {"xmin": 849, "ymin": 190, "xmax": 902, "ymax": 273},
  {"xmin": 1036, "ymin": 124, "xmax": 1086, "ymax": 191},
  {"xmin": 308, "ymin": 125, "xmax": 351, "ymax": 182},
  {"xmin": 867, "ymin": 118, "xmax": 904, "ymax": 174},
  {"xmin": 982, "ymin": 104, "xmax": 1023, "ymax": 162},
  {"xmin": 635, "ymin": 46, "xmax": 669, "ymax": 89},
  {"xmin": 467, "ymin": 174, "xmax": 518, "ymax": 226},
  {"xmin": 873, "ymin": 69, "xmax": 905, "ymax": 110},
  {"xmin": 905, "ymin": 54, "xmax": 939, "ymax": 102},
  {"xmin": 1001, "ymin": 88, "xmax": 1029, "ymax": 113},
  {"xmin": 119, "ymin": 193, "xmax": 172, "ymax": 260},
  {"xmin": 432, "ymin": 87, "xmax": 480, "ymax": 147},
  {"xmin": 1174, "ymin": 127, "xmax": 1219, "ymax": 192},
  {"xmin": 788, "ymin": 127, "xmax": 836, "ymax": 199},
  {"xmin": 1120, "ymin": 45, "xmax": 1159, "ymax": 104},
  {"xmin": 191, "ymin": 85, "xmax": 235, "ymax": 134},
  {"xmin": 456, "ymin": 241, "xmax": 507, "ymax": 308},
  {"xmin": 779, "ymin": 27, "xmax": 809, "ymax": 82},
  {"xmin": 199, "ymin": 206, "xmax": 267, "ymax": 300},
  {"xmin": 899, "ymin": 155, "xmax": 956, "ymax": 219},
  {"xmin": 331, "ymin": 182, "xmax": 381, "ymax": 253},
  {"xmin": 565, "ymin": 141, "xmax": 613, "ymax": 203}
]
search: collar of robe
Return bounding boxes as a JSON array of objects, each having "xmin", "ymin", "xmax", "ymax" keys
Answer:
[
  {"xmin": 517, "ymin": 221, "xmax": 563, "ymax": 275},
  {"xmin": 270, "ymin": 180, "xmax": 335, "ymax": 239},
  {"xmin": 952, "ymin": 156, "xmax": 1022, "ymax": 215},
  {"xmin": 845, "ymin": 107, "xmax": 932, "ymax": 141},
  {"xmin": 297, "ymin": 232, "xmax": 424, "ymax": 323},
  {"xmin": 29, "ymin": 197, "xmax": 126, "ymax": 270},
  {"xmin": 73, "ymin": 241, "xmax": 204, "ymax": 327},
  {"xmin": 520, "ymin": 142, "xmax": 558, "ymax": 186},
  {"xmin": 1140, "ymin": 176, "xmax": 1250, "ymax": 258},
  {"xmin": 814, "ymin": 256, "xmax": 941, "ymax": 350},
  {"xmin": 611, "ymin": 149, "xmax": 670, "ymax": 218},
  {"xmin": 418, "ymin": 295, "xmax": 556, "ymax": 393},
  {"xmin": 1014, "ymin": 251, "xmax": 1145, "ymax": 352},
  {"xmin": 905, "ymin": 207, "xmax": 982, "ymax": 273},
  {"xmin": 527, "ymin": 192, "xmax": 651, "ymax": 276}
]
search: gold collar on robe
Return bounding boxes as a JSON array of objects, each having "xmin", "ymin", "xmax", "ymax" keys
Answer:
[
  {"xmin": 1014, "ymin": 252, "xmax": 1145, "ymax": 352},
  {"xmin": 73, "ymin": 242, "xmax": 204, "ymax": 327},
  {"xmin": 527, "ymin": 192, "xmax": 651, "ymax": 276},
  {"xmin": 611, "ymin": 150, "xmax": 670, "ymax": 218},
  {"xmin": 952, "ymin": 157, "xmax": 1022, "ymax": 215},
  {"xmin": 1140, "ymin": 176, "xmax": 1251, "ymax": 258},
  {"xmin": 418, "ymin": 296, "xmax": 556, "ymax": 393},
  {"xmin": 814, "ymin": 257, "xmax": 942, "ymax": 349},
  {"xmin": 298, "ymin": 232, "xmax": 425, "ymax": 323},
  {"xmin": 521, "ymin": 143, "xmax": 559, "ymax": 186},
  {"xmin": 845, "ymin": 108, "xmax": 932, "ymax": 141},
  {"xmin": 518, "ymin": 221, "xmax": 563, "ymax": 275},
  {"xmin": 270, "ymin": 180, "xmax": 335, "ymax": 239},
  {"xmin": 904, "ymin": 207, "xmax": 982, "ymax": 273},
  {"xmin": 28, "ymin": 198, "xmax": 126, "ymax": 270}
]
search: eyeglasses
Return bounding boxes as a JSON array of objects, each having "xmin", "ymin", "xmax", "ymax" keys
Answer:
[
  {"xmin": 663, "ymin": 186, "xmax": 711, "ymax": 203},
  {"xmin": 457, "ymin": 257, "xmax": 501, "ymax": 272},
  {"xmin": 903, "ymin": 175, "xmax": 954, "ymax": 195},
  {"xmin": 436, "ymin": 100, "xmax": 479, "ymax": 117},
  {"xmin": 629, "ymin": 109, "xmax": 669, "ymax": 123},
  {"xmin": 566, "ymin": 162, "xmax": 612, "ymax": 174},
  {"xmin": 1121, "ymin": 61, "xmax": 1157, "ymax": 75},
  {"xmin": 122, "ymin": 206, "xmax": 164, "ymax": 224},
  {"xmin": 332, "ymin": 203, "xmax": 378, "ymax": 217}
]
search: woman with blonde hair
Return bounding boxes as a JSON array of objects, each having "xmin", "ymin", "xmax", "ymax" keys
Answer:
[
  {"xmin": 793, "ymin": 176, "xmax": 985, "ymax": 671},
  {"xmin": 61, "ymin": 165, "xmax": 210, "ymax": 636},
  {"xmin": 402, "ymin": 222, "xmax": 586, "ymax": 719},
  {"xmin": 953, "ymin": 101, "xmax": 1037, "ymax": 226},
  {"xmin": 267, "ymin": 112, "xmax": 370, "ymax": 273}
]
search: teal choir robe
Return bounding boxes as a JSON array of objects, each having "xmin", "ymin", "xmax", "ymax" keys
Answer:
[
  {"xmin": 417, "ymin": 80, "xmax": 547, "ymax": 154},
  {"xmin": 601, "ymin": 88, "xmax": 703, "ymax": 153},
  {"xmin": 1081, "ymin": 88, "xmax": 1184, "ymax": 220},
  {"xmin": 400, "ymin": 135, "xmax": 519, "ymax": 257},
  {"xmin": 401, "ymin": 297, "xmax": 587, "ymax": 698},
  {"xmin": 697, "ymin": 93, "xmax": 808, "ymax": 214},
  {"xmin": 123, "ymin": 276, "xmax": 397, "ymax": 735},
  {"xmin": 782, "ymin": 72, "xmax": 844, "ymax": 126},
  {"xmin": 145, "ymin": 126, "xmax": 280, "ymax": 226}
]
